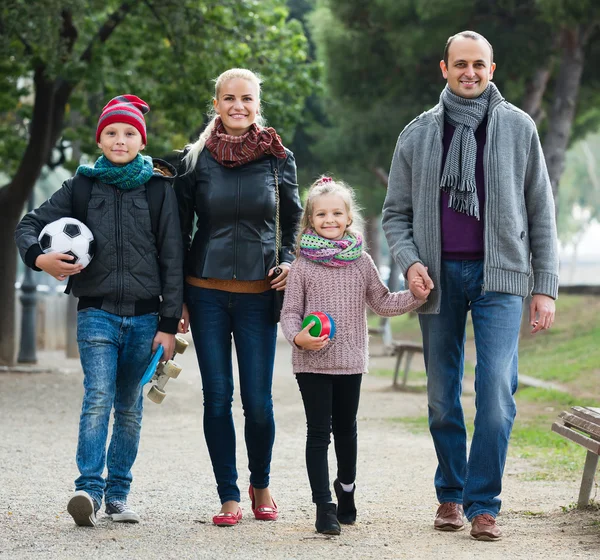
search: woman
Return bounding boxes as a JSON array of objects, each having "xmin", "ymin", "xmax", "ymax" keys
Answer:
[{"xmin": 175, "ymin": 68, "xmax": 302, "ymax": 526}]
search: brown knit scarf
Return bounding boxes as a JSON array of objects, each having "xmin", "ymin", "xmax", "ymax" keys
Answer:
[{"xmin": 205, "ymin": 117, "xmax": 287, "ymax": 168}]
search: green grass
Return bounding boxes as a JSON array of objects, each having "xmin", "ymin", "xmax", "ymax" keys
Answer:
[
  {"xmin": 390, "ymin": 415, "xmax": 429, "ymax": 433},
  {"xmin": 368, "ymin": 312, "xmax": 422, "ymax": 340},
  {"xmin": 516, "ymin": 387, "xmax": 598, "ymax": 407},
  {"xmin": 370, "ymin": 367, "xmax": 428, "ymax": 383},
  {"xmin": 518, "ymin": 325, "xmax": 600, "ymax": 384},
  {"xmin": 389, "ymin": 409, "xmax": 588, "ymax": 480},
  {"xmin": 510, "ymin": 386, "xmax": 599, "ymax": 479}
]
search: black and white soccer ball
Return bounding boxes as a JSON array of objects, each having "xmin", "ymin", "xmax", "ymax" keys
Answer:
[{"xmin": 38, "ymin": 217, "xmax": 95, "ymax": 269}]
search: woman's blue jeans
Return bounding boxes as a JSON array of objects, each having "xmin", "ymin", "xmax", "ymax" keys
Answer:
[
  {"xmin": 418, "ymin": 260, "xmax": 522, "ymax": 520},
  {"xmin": 75, "ymin": 308, "xmax": 157, "ymax": 507},
  {"xmin": 185, "ymin": 285, "xmax": 277, "ymax": 504}
]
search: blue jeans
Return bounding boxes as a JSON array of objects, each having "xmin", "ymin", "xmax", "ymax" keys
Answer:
[
  {"xmin": 418, "ymin": 260, "xmax": 522, "ymax": 520},
  {"xmin": 185, "ymin": 285, "xmax": 277, "ymax": 504},
  {"xmin": 75, "ymin": 308, "xmax": 158, "ymax": 507}
]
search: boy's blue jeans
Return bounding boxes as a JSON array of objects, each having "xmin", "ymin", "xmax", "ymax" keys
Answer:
[
  {"xmin": 185, "ymin": 285, "xmax": 277, "ymax": 504},
  {"xmin": 75, "ymin": 308, "xmax": 157, "ymax": 507},
  {"xmin": 418, "ymin": 260, "xmax": 522, "ymax": 520}
]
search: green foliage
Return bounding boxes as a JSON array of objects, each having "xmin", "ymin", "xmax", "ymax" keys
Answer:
[
  {"xmin": 557, "ymin": 133, "xmax": 600, "ymax": 246},
  {"xmin": 0, "ymin": 0, "xmax": 316, "ymax": 177},
  {"xmin": 306, "ymin": 0, "xmax": 600, "ymax": 217},
  {"xmin": 534, "ymin": 0, "xmax": 598, "ymax": 25}
]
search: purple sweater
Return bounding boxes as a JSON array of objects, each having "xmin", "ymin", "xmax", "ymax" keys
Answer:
[
  {"xmin": 441, "ymin": 117, "xmax": 487, "ymax": 260},
  {"xmin": 280, "ymin": 253, "xmax": 424, "ymax": 375}
]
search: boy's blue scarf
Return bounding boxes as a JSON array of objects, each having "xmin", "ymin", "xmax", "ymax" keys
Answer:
[{"xmin": 76, "ymin": 154, "xmax": 154, "ymax": 190}]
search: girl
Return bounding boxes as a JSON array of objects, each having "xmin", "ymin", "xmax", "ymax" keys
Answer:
[
  {"xmin": 280, "ymin": 176, "xmax": 429, "ymax": 535},
  {"xmin": 175, "ymin": 68, "xmax": 302, "ymax": 526}
]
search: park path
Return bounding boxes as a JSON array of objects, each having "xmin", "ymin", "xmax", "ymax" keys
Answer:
[{"xmin": 0, "ymin": 331, "xmax": 598, "ymax": 559}]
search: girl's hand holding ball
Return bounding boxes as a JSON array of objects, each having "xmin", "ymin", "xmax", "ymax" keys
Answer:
[
  {"xmin": 294, "ymin": 322, "xmax": 330, "ymax": 350},
  {"xmin": 293, "ymin": 312, "xmax": 336, "ymax": 350}
]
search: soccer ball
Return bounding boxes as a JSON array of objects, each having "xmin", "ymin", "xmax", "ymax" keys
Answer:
[{"xmin": 38, "ymin": 217, "xmax": 95, "ymax": 269}]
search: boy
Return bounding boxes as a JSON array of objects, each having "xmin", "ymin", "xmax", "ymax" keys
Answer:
[{"xmin": 15, "ymin": 95, "xmax": 183, "ymax": 526}]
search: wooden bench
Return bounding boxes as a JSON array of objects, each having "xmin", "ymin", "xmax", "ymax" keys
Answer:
[
  {"xmin": 391, "ymin": 340, "xmax": 424, "ymax": 389},
  {"xmin": 551, "ymin": 406, "xmax": 600, "ymax": 507}
]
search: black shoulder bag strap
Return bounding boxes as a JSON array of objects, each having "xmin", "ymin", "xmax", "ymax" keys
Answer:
[
  {"xmin": 145, "ymin": 176, "xmax": 167, "ymax": 237},
  {"xmin": 65, "ymin": 175, "xmax": 94, "ymax": 294},
  {"xmin": 71, "ymin": 174, "xmax": 94, "ymax": 224}
]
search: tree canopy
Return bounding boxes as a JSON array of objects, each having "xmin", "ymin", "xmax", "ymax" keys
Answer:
[
  {"xmin": 307, "ymin": 0, "xmax": 600, "ymax": 215},
  {"xmin": 0, "ymin": 0, "xmax": 316, "ymax": 364},
  {"xmin": 0, "ymin": 0, "xmax": 316, "ymax": 175}
]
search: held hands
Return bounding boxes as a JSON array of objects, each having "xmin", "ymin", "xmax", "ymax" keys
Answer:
[
  {"xmin": 153, "ymin": 331, "xmax": 175, "ymax": 361},
  {"xmin": 35, "ymin": 252, "xmax": 83, "ymax": 282},
  {"xmin": 293, "ymin": 321, "xmax": 329, "ymax": 351},
  {"xmin": 529, "ymin": 294, "xmax": 556, "ymax": 334},
  {"xmin": 407, "ymin": 262, "xmax": 434, "ymax": 301},
  {"xmin": 269, "ymin": 262, "xmax": 291, "ymax": 291}
]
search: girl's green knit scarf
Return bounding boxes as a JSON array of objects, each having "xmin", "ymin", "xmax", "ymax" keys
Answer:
[
  {"xmin": 299, "ymin": 230, "xmax": 363, "ymax": 267},
  {"xmin": 76, "ymin": 154, "xmax": 154, "ymax": 190}
]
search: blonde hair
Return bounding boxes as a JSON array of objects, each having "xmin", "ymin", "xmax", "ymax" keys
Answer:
[
  {"xmin": 296, "ymin": 176, "xmax": 364, "ymax": 256},
  {"xmin": 182, "ymin": 68, "xmax": 266, "ymax": 173}
]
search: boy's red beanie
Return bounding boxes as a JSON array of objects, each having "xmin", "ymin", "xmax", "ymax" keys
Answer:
[{"xmin": 96, "ymin": 95, "xmax": 150, "ymax": 144}]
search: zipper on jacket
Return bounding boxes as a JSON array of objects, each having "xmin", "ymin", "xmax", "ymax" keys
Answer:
[
  {"xmin": 115, "ymin": 190, "xmax": 124, "ymax": 309},
  {"xmin": 233, "ymin": 174, "xmax": 241, "ymax": 279},
  {"xmin": 481, "ymin": 112, "xmax": 493, "ymax": 294}
]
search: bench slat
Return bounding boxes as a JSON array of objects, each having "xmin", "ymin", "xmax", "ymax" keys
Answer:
[
  {"xmin": 552, "ymin": 421, "xmax": 600, "ymax": 454},
  {"xmin": 557, "ymin": 412, "xmax": 600, "ymax": 441},
  {"xmin": 391, "ymin": 341, "xmax": 424, "ymax": 352},
  {"xmin": 571, "ymin": 406, "xmax": 600, "ymax": 423}
]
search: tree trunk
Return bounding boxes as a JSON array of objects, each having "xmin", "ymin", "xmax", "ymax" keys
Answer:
[
  {"xmin": 0, "ymin": 76, "xmax": 65, "ymax": 365},
  {"xmin": 521, "ymin": 66, "xmax": 552, "ymax": 126},
  {"xmin": 366, "ymin": 215, "xmax": 381, "ymax": 269},
  {"xmin": 542, "ymin": 27, "xmax": 586, "ymax": 205},
  {"xmin": 0, "ymin": 208, "xmax": 21, "ymax": 365}
]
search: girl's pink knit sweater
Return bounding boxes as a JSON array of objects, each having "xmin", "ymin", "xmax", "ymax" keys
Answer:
[{"xmin": 280, "ymin": 253, "xmax": 424, "ymax": 375}]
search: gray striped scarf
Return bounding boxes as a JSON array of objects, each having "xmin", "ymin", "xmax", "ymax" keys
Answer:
[{"xmin": 440, "ymin": 83, "xmax": 493, "ymax": 220}]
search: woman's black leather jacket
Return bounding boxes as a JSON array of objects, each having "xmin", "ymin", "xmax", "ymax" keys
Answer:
[{"xmin": 175, "ymin": 148, "xmax": 302, "ymax": 280}]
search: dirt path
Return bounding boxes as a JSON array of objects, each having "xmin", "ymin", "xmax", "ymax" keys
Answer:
[{"xmin": 0, "ymin": 333, "xmax": 598, "ymax": 559}]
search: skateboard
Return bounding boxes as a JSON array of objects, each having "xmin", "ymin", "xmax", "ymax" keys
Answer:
[{"xmin": 141, "ymin": 335, "xmax": 189, "ymax": 404}]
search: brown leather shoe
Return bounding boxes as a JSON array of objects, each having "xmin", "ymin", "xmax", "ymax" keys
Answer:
[
  {"xmin": 434, "ymin": 502, "xmax": 465, "ymax": 531},
  {"xmin": 470, "ymin": 513, "xmax": 502, "ymax": 541}
]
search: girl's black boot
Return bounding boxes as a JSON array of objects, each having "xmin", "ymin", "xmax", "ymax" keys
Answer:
[
  {"xmin": 334, "ymin": 479, "xmax": 357, "ymax": 524},
  {"xmin": 315, "ymin": 503, "xmax": 341, "ymax": 535}
]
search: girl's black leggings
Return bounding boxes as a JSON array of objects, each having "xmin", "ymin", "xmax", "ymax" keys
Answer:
[{"xmin": 296, "ymin": 372, "xmax": 362, "ymax": 504}]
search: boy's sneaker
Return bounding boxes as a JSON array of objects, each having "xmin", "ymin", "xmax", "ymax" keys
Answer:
[
  {"xmin": 105, "ymin": 500, "xmax": 140, "ymax": 523},
  {"xmin": 67, "ymin": 491, "xmax": 99, "ymax": 527}
]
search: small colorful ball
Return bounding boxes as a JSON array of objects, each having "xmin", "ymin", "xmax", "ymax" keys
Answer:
[{"xmin": 302, "ymin": 311, "xmax": 336, "ymax": 339}]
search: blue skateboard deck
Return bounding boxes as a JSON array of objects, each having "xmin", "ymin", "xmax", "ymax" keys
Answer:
[{"xmin": 141, "ymin": 345, "xmax": 164, "ymax": 386}]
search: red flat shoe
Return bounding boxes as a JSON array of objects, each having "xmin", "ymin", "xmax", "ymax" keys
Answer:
[
  {"xmin": 212, "ymin": 507, "xmax": 242, "ymax": 527},
  {"xmin": 249, "ymin": 485, "xmax": 279, "ymax": 521}
]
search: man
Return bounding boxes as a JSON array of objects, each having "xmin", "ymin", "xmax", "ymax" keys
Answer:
[{"xmin": 382, "ymin": 31, "xmax": 558, "ymax": 541}]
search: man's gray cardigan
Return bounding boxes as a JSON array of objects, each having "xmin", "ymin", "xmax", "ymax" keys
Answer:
[{"xmin": 382, "ymin": 87, "xmax": 559, "ymax": 314}]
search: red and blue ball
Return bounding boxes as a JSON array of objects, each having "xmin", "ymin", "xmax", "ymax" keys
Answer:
[{"xmin": 302, "ymin": 312, "xmax": 336, "ymax": 340}]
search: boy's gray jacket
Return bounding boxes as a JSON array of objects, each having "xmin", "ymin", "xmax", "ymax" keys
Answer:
[
  {"xmin": 382, "ymin": 88, "xmax": 559, "ymax": 314},
  {"xmin": 15, "ymin": 162, "xmax": 183, "ymax": 333}
]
